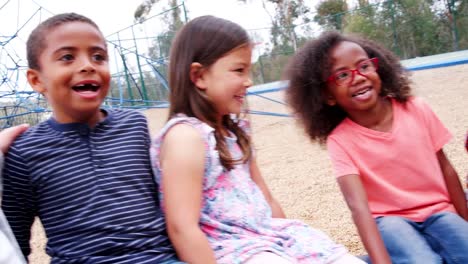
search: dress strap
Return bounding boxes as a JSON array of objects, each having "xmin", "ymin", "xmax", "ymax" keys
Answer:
[{"xmin": 150, "ymin": 114, "xmax": 223, "ymax": 190}]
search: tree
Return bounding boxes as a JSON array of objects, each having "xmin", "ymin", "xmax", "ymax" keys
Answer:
[
  {"xmin": 432, "ymin": 0, "xmax": 468, "ymax": 51},
  {"xmin": 238, "ymin": 0, "xmax": 310, "ymax": 52},
  {"xmin": 131, "ymin": 0, "xmax": 186, "ymax": 101},
  {"xmin": 340, "ymin": 0, "xmax": 446, "ymax": 58},
  {"xmin": 343, "ymin": 2, "xmax": 383, "ymax": 39},
  {"xmin": 271, "ymin": 0, "xmax": 310, "ymax": 51},
  {"xmin": 384, "ymin": 0, "xmax": 442, "ymax": 58},
  {"xmin": 134, "ymin": 0, "xmax": 185, "ymax": 60},
  {"xmin": 238, "ymin": 0, "xmax": 311, "ymax": 83},
  {"xmin": 454, "ymin": 0, "xmax": 468, "ymax": 49},
  {"xmin": 314, "ymin": 0, "xmax": 348, "ymax": 31},
  {"xmin": 135, "ymin": 0, "xmax": 160, "ymax": 23}
]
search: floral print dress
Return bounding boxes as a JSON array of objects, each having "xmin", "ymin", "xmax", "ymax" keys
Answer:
[{"xmin": 151, "ymin": 115, "xmax": 347, "ymax": 264}]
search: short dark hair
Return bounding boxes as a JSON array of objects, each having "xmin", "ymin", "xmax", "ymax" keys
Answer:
[
  {"xmin": 285, "ymin": 31, "xmax": 412, "ymax": 144},
  {"xmin": 26, "ymin": 13, "xmax": 101, "ymax": 70}
]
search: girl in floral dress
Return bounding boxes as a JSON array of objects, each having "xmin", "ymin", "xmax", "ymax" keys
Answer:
[{"xmin": 150, "ymin": 16, "xmax": 364, "ymax": 264}]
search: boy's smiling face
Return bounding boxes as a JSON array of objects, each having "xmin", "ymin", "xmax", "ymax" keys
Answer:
[{"xmin": 27, "ymin": 21, "xmax": 110, "ymax": 126}]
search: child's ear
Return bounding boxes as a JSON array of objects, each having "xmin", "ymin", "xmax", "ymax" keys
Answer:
[
  {"xmin": 190, "ymin": 62, "xmax": 207, "ymax": 90},
  {"xmin": 326, "ymin": 96, "xmax": 337, "ymax": 106},
  {"xmin": 322, "ymin": 90, "xmax": 337, "ymax": 106},
  {"xmin": 27, "ymin": 69, "xmax": 46, "ymax": 94}
]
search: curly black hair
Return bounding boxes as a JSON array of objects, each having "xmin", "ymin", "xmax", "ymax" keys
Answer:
[{"xmin": 285, "ymin": 31, "xmax": 412, "ymax": 144}]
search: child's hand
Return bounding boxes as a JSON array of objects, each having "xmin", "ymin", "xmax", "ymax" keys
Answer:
[{"xmin": 0, "ymin": 124, "xmax": 29, "ymax": 154}]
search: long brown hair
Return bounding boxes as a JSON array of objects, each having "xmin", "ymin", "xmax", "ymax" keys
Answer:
[{"xmin": 168, "ymin": 15, "xmax": 252, "ymax": 170}]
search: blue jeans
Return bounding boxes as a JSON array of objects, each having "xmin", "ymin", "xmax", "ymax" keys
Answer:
[{"xmin": 376, "ymin": 212, "xmax": 468, "ymax": 264}]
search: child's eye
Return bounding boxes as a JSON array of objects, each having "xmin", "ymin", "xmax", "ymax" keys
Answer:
[
  {"xmin": 234, "ymin": 68, "xmax": 244, "ymax": 73},
  {"xmin": 335, "ymin": 71, "xmax": 350, "ymax": 80},
  {"xmin": 59, "ymin": 54, "xmax": 74, "ymax": 61},
  {"xmin": 92, "ymin": 53, "xmax": 107, "ymax": 62},
  {"xmin": 359, "ymin": 62, "xmax": 371, "ymax": 71}
]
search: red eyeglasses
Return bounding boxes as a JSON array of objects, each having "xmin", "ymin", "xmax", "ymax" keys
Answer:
[{"xmin": 327, "ymin": 57, "xmax": 379, "ymax": 86}]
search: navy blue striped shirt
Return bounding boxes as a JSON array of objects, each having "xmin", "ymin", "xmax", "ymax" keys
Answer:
[{"xmin": 2, "ymin": 109, "xmax": 177, "ymax": 263}]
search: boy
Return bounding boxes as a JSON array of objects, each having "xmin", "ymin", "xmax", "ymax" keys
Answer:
[{"xmin": 2, "ymin": 13, "xmax": 180, "ymax": 263}]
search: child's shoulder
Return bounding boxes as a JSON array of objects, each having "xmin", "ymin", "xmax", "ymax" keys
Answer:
[
  {"xmin": 106, "ymin": 108, "xmax": 146, "ymax": 121},
  {"xmin": 396, "ymin": 96, "xmax": 434, "ymax": 117},
  {"xmin": 160, "ymin": 114, "xmax": 214, "ymax": 137},
  {"xmin": 104, "ymin": 109, "xmax": 150, "ymax": 130},
  {"xmin": 14, "ymin": 119, "xmax": 53, "ymax": 140},
  {"xmin": 398, "ymin": 96, "xmax": 427, "ymax": 109},
  {"xmin": 5, "ymin": 120, "xmax": 53, "ymax": 152},
  {"xmin": 153, "ymin": 115, "xmax": 215, "ymax": 156},
  {"xmin": 161, "ymin": 122, "xmax": 205, "ymax": 149}
]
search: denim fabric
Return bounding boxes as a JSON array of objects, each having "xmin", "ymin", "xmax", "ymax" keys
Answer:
[
  {"xmin": 376, "ymin": 212, "xmax": 468, "ymax": 264},
  {"xmin": 358, "ymin": 254, "xmax": 370, "ymax": 264}
]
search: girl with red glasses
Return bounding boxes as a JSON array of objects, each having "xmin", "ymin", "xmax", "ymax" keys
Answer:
[{"xmin": 285, "ymin": 31, "xmax": 468, "ymax": 264}]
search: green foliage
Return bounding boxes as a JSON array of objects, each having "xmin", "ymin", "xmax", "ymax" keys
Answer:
[
  {"xmin": 393, "ymin": 0, "xmax": 442, "ymax": 57},
  {"xmin": 123, "ymin": 0, "xmax": 185, "ymax": 106},
  {"xmin": 134, "ymin": 0, "xmax": 160, "ymax": 23},
  {"xmin": 247, "ymin": 0, "xmax": 468, "ymax": 85},
  {"xmin": 245, "ymin": 0, "xmax": 311, "ymax": 83},
  {"xmin": 342, "ymin": 0, "xmax": 444, "ymax": 57},
  {"xmin": 431, "ymin": 0, "xmax": 468, "ymax": 50},
  {"xmin": 263, "ymin": 0, "xmax": 311, "ymax": 51},
  {"xmin": 136, "ymin": 0, "xmax": 468, "ymax": 98},
  {"xmin": 137, "ymin": 0, "xmax": 183, "ymax": 60},
  {"xmin": 6, "ymin": 0, "xmax": 467, "ymax": 128},
  {"xmin": 456, "ymin": 0, "xmax": 468, "ymax": 49},
  {"xmin": 343, "ymin": 4, "xmax": 383, "ymax": 40},
  {"xmin": 314, "ymin": 0, "xmax": 348, "ymax": 30},
  {"xmin": 253, "ymin": 52, "xmax": 293, "ymax": 84}
]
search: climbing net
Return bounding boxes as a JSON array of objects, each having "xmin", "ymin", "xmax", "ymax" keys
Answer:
[
  {"xmin": 0, "ymin": 0, "xmax": 56, "ymax": 128},
  {"xmin": 0, "ymin": 0, "xmax": 294, "ymax": 129},
  {"xmin": 0, "ymin": 0, "xmax": 187, "ymax": 128}
]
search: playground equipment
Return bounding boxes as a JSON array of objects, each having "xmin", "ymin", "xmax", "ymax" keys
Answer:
[
  {"xmin": 0, "ymin": 0, "xmax": 187, "ymax": 128},
  {"xmin": 1, "ymin": 0, "xmax": 467, "ymax": 128}
]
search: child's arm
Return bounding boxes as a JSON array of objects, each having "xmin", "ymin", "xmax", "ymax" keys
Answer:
[
  {"xmin": 0, "ymin": 125, "xmax": 29, "ymax": 263},
  {"xmin": 0, "ymin": 125, "xmax": 29, "ymax": 154},
  {"xmin": 250, "ymin": 158, "xmax": 286, "ymax": 218},
  {"xmin": 337, "ymin": 174, "xmax": 392, "ymax": 264},
  {"xmin": 1, "ymin": 125, "xmax": 35, "ymax": 258},
  {"xmin": 436, "ymin": 149, "xmax": 468, "ymax": 220},
  {"xmin": 160, "ymin": 124, "xmax": 216, "ymax": 264}
]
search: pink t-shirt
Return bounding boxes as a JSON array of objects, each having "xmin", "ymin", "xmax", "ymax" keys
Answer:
[{"xmin": 327, "ymin": 97, "xmax": 454, "ymax": 222}]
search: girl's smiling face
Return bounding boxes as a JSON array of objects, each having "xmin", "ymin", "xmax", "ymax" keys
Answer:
[
  {"xmin": 193, "ymin": 45, "xmax": 253, "ymax": 119},
  {"xmin": 325, "ymin": 41, "xmax": 382, "ymax": 116}
]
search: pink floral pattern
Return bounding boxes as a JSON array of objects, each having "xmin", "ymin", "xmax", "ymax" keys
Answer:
[{"xmin": 151, "ymin": 115, "xmax": 347, "ymax": 263}]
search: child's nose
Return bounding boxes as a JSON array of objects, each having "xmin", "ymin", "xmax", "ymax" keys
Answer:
[
  {"xmin": 244, "ymin": 77, "xmax": 253, "ymax": 88},
  {"xmin": 351, "ymin": 70, "xmax": 366, "ymax": 85},
  {"xmin": 79, "ymin": 58, "xmax": 96, "ymax": 73}
]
